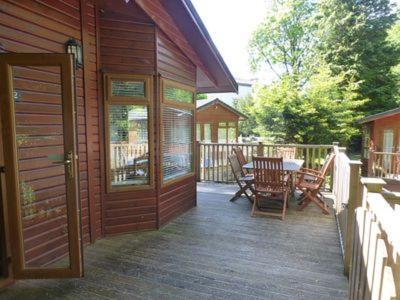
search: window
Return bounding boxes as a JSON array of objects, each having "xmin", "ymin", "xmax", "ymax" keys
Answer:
[
  {"xmin": 161, "ymin": 79, "xmax": 195, "ymax": 183},
  {"xmin": 228, "ymin": 127, "xmax": 236, "ymax": 143},
  {"xmin": 218, "ymin": 121, "xmax": 237, "ymax": 143},
  {"xmin": 104, "ymin": 74, "xmax": 153, "ymax": 192},
  {"xmin": 218, "ymin": 128, "xmax": 227, "ymax": 143},
  {"xmin": 362, "ymin": 126, "xmax": 371, "ymax": 159},
  {"xmin": 204, "ymin": 124, "xmax": 211, "ymax": 143},
  {"xmin": 196, "ymin": 123, "xmax": 201, "ymax": 141}
]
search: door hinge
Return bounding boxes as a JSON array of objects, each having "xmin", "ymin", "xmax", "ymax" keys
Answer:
[{"xmin": 0, "ymin": 166, "xmax": 5, "ymax": 173}]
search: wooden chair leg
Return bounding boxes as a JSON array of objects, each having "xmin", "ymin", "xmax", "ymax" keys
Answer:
[
  {"xmin": 251, "ymin": 196, "xmax": 258, "ymax": 217},
  {"xmin": 298, "ymin": 190, "xmax": 329, "ymax": 215},
  {"xmin": 281, "ymin": 191, "xmax": 288, "ymax": 220},
  {"xmin": 230, "ymin": 186, "xmax": 246, "ymax": 202}
]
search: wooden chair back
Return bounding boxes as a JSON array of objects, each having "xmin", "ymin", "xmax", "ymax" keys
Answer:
[
  {"xmin": 253, "ymin": 156, "xmax": 285, "ymax": 192},
  {"xmin": 228, "ymin": 153, "xmax": 244, "ymax": 182},
  {"xmin": 275, "ymin": 147, "xmax": 296, "ymax": 159},
  {"xmin": 320, "ymin": 153, "xmax": 336, "ymax": 177},
  {"xmin": 233, "ymin": 147, "xmax": 247, "ymax": 167}
]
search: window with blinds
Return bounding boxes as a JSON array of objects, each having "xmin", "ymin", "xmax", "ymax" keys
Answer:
[
  {"xmin": 104, "ymin": 74, "xmax": 152, "ymax": 192},
  {"xmin": 164, "ymin": 85, "xmax": 194, "ymax": 104},
  {"xmin": 162, "ymin": 107, "xmax": 193, "ymax": 182},
  {"xmin": 111, "ymin": 80, "xmax": 145, "ymax": 98},
  {"xmin": 161, "ymin": 79, "xmax": 195, "ymax": 183}
]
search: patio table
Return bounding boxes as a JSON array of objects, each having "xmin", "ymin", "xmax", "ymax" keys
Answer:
[
  {"xmin": 243, "ymin": 159, "xmax": 304, "ymax": 172},
  {"xmin": 243, "ymin": 159, "xmax": 304, "ymax": 199}
]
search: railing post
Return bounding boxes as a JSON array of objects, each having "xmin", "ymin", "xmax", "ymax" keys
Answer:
[
  {"xmin": 196, "ymin": 141, "xmax": 201, "ymax": 182},
  {"xmin": 367, "ymin": 150, "xmax": 374, "ymax": 177},
  {"xmin": 360, "ymin": 177, "xmax": 386, "ymax": 207},
  {"xmin": 330, "ymin": 142, "xmax": 339, "ymax": 191},
  {"xmin": 257, "ymin": 142, "xmax": 264, "ymax": 157},
  {"xmin": 344, "ymin": 160, "xmax": 363, "ymax": 276}
]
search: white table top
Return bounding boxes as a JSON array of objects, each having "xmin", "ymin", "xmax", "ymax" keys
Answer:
[{"xmin": 243, "ymin": 159, "xmax": 304, "ymax": 172}]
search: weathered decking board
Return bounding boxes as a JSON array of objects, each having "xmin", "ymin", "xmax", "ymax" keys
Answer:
[{"xmin": 0, "ymin": 183, "xmax": 348, "ymax": 299}]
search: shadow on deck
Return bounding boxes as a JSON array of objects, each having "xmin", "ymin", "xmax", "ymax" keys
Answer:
[{"xmin": 0, "ymin": 183, "xmax": 348, "ymax": 299}]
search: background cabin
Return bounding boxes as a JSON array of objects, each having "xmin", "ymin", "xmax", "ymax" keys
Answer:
[
  {"xmin": 196, "ymin": 98, "xmax": 246, "ymax": 143},
  {"xmin": 0, "ymin": 0, "xmax": 236, "ymax": 286},
  {"xmin": 359, "ymin": 107, "xmax": 400, "ymax": 175}
]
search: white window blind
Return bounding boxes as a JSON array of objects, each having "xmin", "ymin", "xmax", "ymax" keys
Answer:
[
  {"xmin": 162, "ymin": 107, "xmax": 193, "ymax": 182},
  {"xmin": 111, "ymin": 80, "xmax": 145, "ymax": 97}
]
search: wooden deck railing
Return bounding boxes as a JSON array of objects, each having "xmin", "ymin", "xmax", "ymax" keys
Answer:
[
  {"xmin": 196, "ymin": 142, "xmax": 335, "ymax": 184},
  {"xmin": 347, "ymin": 179, "xmax": 400, "ymax": 299},
  {"xmin": 368, "ymin": 151, "xmax": 400, "ymax": 180}
]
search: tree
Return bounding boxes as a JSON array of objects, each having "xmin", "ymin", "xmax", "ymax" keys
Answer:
[
  {"xmin": 234, "ymin": 95, "xmax": 258, "ymax": 137},
  {"xmin": 249, "ymin": 0, "xmax": 316, "ymax": 81},
  {"xmin": 250, "ymin": 65, "xmax": 364, "ymax": 145},
  {"xmin": 316, "ymin": 0, "xmax": 400, "ymax": 114},
  {"xmin": 196, "ymin": 93, "xmax": 208, "ymax": 100}
]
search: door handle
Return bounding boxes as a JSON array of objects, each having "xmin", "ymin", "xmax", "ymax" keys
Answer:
[{"xmin": 48, "ymin": 151, "xmax": 74, "ymax": 179}]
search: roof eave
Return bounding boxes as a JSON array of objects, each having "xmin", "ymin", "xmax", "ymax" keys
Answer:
[
  {"xmin": 358, "ymin": 107, "xmax": 400, "ymax": 124},
  {"xmin": 179, "ymin": 0, "xmax": 238, "ymax": 93}
]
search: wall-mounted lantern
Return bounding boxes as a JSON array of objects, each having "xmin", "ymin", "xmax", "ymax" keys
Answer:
[{"xmin": 65, "ymin": 38, "xmax": 82, "ymax": 69}]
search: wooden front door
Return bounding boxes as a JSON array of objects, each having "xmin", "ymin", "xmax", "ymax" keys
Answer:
[{"xmin": 0, "ymin": 54, "xmax": 83, "ymax": 279}]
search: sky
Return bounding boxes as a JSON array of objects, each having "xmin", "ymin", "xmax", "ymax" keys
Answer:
[
  {"xmin": 191, "ymin": 0, "xmax": 271, "ymax": 82},
  {"xmin": 191, "ymin": 0, "xmax": 400, "ymax": 83}
]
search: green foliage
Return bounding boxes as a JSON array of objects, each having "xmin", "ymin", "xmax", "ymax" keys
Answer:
[
  {"xmin": 316, "ymin": 0, "xmax": 400, "ymax": 114},
  {"xmin": 243, "ymin": 0, "xmax": 400, "ymax": 146},
  {"xmin": 249, "ymin": 0, "xmax": 316, "ymax": 80},
  {"xmin": 196, "ymin": 93, "xmax": 208, "ymax": 100},
  {"xmin": 250, "ymin": 66, "xmax": 364, "ymax": 145},
  {"xmin": 234, "ymin": 95, "xmax": 258, "ymax": 137}
]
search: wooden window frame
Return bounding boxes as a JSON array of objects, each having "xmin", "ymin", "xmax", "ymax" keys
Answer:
[
  {"xmin": 160, "ymin": 78, "xmax": 196, "ymax": 186},
  {"xmin": 217, "ymin": 121, "xmax": 237, "ymax": 143},
  {"xmin": 104, "ymin": 73, "xmax": 154, "ymax": 193}
]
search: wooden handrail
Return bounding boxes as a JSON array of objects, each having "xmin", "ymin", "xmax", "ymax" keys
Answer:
[
  {"xmin": 347, "ymin": 178, "xmax": 400, "ymax": 299},
  {"xmin": 196, "ymin": 142, "xmax": 335, "ymax": 183}
]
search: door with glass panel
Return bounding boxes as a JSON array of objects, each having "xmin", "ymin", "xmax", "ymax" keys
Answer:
[
  {"xmin": 383, "ymin": 129, "xmax": 394, "ymax": 172},
  {"xmin": 0, "ymin": 53, "xmax": 83, "ymax": 279},
  {"xmin": 104, "ymin": 74, "xmax": 153, "ymax": 192}
]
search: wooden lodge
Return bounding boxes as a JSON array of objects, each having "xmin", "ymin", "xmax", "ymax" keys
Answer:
[
  {"xmin": 196, "ymin": 98, "xmax": 246, "ymax": 143},
  {"xmin": 359, "ymin": 107, "xmax": 400, "ymax": 178},
  {"xmin": 0, "ymin": 0, "xmax": 237, "ymax": 284}
]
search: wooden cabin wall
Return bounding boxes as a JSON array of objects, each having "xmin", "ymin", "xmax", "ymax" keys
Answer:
[
  {"xmin": 372, "ymin": 114, "xmax": 400, "ymax": 151},
  {"xmin": 197, "ymin": 105, "xmax": 240, "ymax": 143},
  {"xmin": 0, "ymin": 0, "xmax": 102, "ymax": 265},
  {"xmin": 82, "ymin": 1, "xmax": 102, "ymax": 240},
  {"xmin": 156, "ymin": 30, "xmax": 197, "ymax": 226},
  {"xmin": 99, "ymin": 7, "xmax": 158, "ymax": 235},
  {"xmin": 157, "ymin": 30, "xmax": 197, "ymax": 87}
]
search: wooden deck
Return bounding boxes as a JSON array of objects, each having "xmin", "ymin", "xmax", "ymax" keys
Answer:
[{"xmin": 0, "ymin": 183, "xmax": 348, "ymax": 299}]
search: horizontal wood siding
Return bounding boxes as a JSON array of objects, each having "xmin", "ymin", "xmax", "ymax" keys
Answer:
[
  {"xmin": 197, "ymin": 104, "xmax": 240, "ymax": 124},
  {"xmin": 159, "ymin": 176, "xmax": 196, "ymax": 226},
  {"xmin": 99, "ymin": 7, "xmax": 157, "ymax": 235},
  {"xmin": 0, "ymin": 0, "xmax": 92, "ymax": 265},
  {"xmin": 156, "ymin": 28, "xmax": 197, "ymax": 227},
  {"xmin": 157, "ymin": 30, "xmax": 196, "ymax": 86},
  {"xmin": 99, "ymin": 13, "xmax": 155, "ymax": 75},
  {"xmin": 83, "ymin": 0, "xmax": 102, "ymax": 240},
  {"xmin": 372, "ymin": 113, "xmax": 400, "ymax": 152}
]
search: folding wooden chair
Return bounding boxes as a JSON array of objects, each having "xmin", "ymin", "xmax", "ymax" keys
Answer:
[
  {"xmin": 251, "ymin": 157, "xmax": 290, "ymax": 220},
  {"xmin": 232, "ymin": 147, "xmax": 250, "ymax": 174},
  {"xmin": 295, "ymin": 153, "xmax": 336, "ymax": 214},
  {"xmin": 274, "ymin": 147, "xmax": 296, "ymax": 159},
  {"xmin": 228, "ymin": 153, "xmax": 254, "ymax": 202}
]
